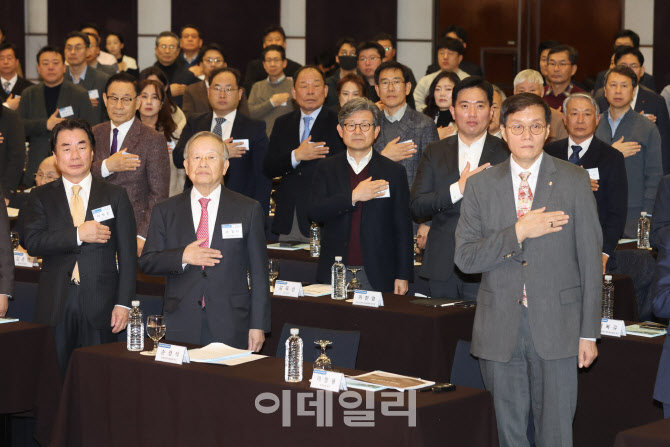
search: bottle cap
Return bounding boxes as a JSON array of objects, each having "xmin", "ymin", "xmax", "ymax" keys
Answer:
[
  {"xmin": 131, "ymin": 300, "xmax": 140, "ymax": 307},
  {"xmin": 604, "ymin": 275, "xmax": 612, "ymax": 281},
  {"xmin": 290, "ymin": 328, "xmax": 299, "ymax": 335},
  {"xmin": 641, "ymin": 211, "xmax": 647, "ymax": 217},
  {"xmin": 335, "ymin": 256, "xmax": 342, "ymax": 261}
]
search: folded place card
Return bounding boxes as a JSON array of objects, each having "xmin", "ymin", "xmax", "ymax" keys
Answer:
[
  {"xmin": 274, "ymin": 280, "xmax": 303, "ymax": 297},
  {"xmin": 14, "ymin": 252, "xmax": 33, "ymax": 267},
  {"xmin": 310, "ymin": 369, "xmax": 347, "ymax": 392},
  {"xmin": 352, "ymin": 290, "xmax": 384, "ymax": 307},
  {"xmin": 155, "ymin": 343, "xmax": 190, "ymax": 365},
  {"xmin": 601, "ymin": 319, "xmax": 626, "ymax": 337}
]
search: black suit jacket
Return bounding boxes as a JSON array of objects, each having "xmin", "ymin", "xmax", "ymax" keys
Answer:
[
  {"xmin": 308, "ymin": 150, "xmax": 413, "ymax": 292},
  {"xmin": 595, "ymin": 85, "xmax": 670, "ymax": 174},
  {"xmin": 263, "ymin": 107, "xmax": 345, "ymax": 236},
  {"xmin": 0, "ymin": 76, "xmax": 34, "ymax": 102},
  {"xmin": 138, "ymin": 186, "xmax": 270, "ymax": 348},
  {"xmin": 21, "ymin": 176, "xmax": 137, "ymax": 329},
  {"xmin": 410, "ymin": 134, "xmax": 509, "ymax": 280},
  {"xmin": 173, "ymin": 111, "xmax": 271, "ymax": 214},
  {"xmin": 0, "ymin": 108, "xmax": 25, "ymax": 194},
  {"xmin": 545, "ymin": 137, "xmax": 627, "ymax": 259}
]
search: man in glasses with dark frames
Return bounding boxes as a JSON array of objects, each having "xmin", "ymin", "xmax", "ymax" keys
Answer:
[
  {"xmin": 309, "ymin": 97, "xmax": 413, "ymax": 294},
  {"xmin": 91, "ymin": 72, "xmax": 170, "ymax": 256}
]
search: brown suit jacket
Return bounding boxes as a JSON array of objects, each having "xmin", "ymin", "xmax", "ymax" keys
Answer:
[
  {"xmin": 547, "ymin": 108, "xmax": 568, "ymax": 144},
  {"xmin": 91, "ymin": 118, "xmax": 170, "ymax": 238},
  {"xmin": 182, "ymin": 80, "xmax": 250, "ymax": 118}
]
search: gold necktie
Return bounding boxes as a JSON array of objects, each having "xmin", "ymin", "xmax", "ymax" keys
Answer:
[{"xmin": 70, "ymin": 185, "xmax": 84, "ymax": 283}]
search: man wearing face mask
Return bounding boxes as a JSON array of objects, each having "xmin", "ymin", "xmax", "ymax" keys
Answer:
[{"xmin": 325, "ymin": 37, "xmax": 358, "ymax": 108}]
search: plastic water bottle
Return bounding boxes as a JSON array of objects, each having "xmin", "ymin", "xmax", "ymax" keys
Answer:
[
  {"xmin": 127, "ymin": 300, "xmax": 144, "ymax": 351},
  {"xmin": 284, "ymin": 328, "xmax": 303, "ymax": 382},
  {"xmin": 601, "ymin": 275, "xmax": 614, "ymax": 319},
  {"xmin": 638, "ymin": 211, "xmax": 651, "ymax": 249},
  {"xmin": 310, "ymin": 222, "xmax": 320, "ymax": 258},
  {"xmin": 331, "ymin": 256, "xmax": 347, "ymax": 300}
]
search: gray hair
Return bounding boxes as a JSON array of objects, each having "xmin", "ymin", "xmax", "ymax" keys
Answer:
[
  {"xmin": 562, "ymin": 92, "xmax": 600, "ymax": 116},
  {"xmin": 183, "ymin": 131, "xmax": 229, "ymax": 160},
  {"xmin": 155, "ymin": 31, "xmax": 179, "ymax": 47},
  {"xmin": 338, "ymin": 97, "xmax": 382, "ymax": 128},
  {"xmin": 513, "ymin": 69, "xmax": 544, "ymax": 88},
  {"xmin": 492, "ymin": 84, "xmax": 507, "ymax": 102}
]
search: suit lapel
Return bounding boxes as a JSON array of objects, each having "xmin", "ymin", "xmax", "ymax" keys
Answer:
[
  {"xmin": 211, "ymin": 187, "xmax": 231, "ymax": 249},
  {"xmin": 96, "ymin": 121, "xmax": 112, "ymax": 157},
  {"xmin": 230, "ymin": 112, "xmax": 244, "ymax": 138},
  {"xmin": 577, "ymin": 139, "xmax": 600, "ymax": 168},
  {"xmin": 51, "ymin": 178, "xmax": 74, "ymax": 226},
  {"xmin": 480, "ymin": 134, "xmax": 499, "ymax": 166},
  {"xmin": 491, "ymin": 158, "xmax": 518, "ymax": 228},
  {"xmin": 121, "ymin": 118, "xmax": 142, "ymax": 152},
  {"xmin": 177, "ymin": 189, "xmax": 196, "ymax": 242},
  {"xmin": 531, "ymin": 154, "xmax": 558, "ymax": 210},
  {"xmin": 86, "ymin": 177, "xmax": 104, "ymax": 221}
]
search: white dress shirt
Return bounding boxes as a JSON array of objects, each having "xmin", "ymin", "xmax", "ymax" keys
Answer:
[
  {"xmin": 510, "ymin": 152, "xmax": 542, "ymax": 211},
  {"xmin": 210, "ymin": 109, "xmax": 236, "ymax": 140},
  {"xmin": 291, "ymin": 106, "xmax": 323, "ymax": 168},
  {"xmin": 346, "ymin": 148, "xmax": 373, "ymax": 174},
  {"xmin": 2, "ymin": 74, "xmax": 18, "ymax": 108},
  {"xmin": 101, "ymin": 117, "xmax": 136, "ymax": 177},
  {"xmin": 567, "ymin": 135, "xmax": 594, "ymax": 161},
  {"xmin": 183, "ymin": 185, "xmax": 222, "ymax": 270},
  {"xmin": 631, "ymin": 86, "xmax": 640, "ymax": 111},
  {"xmin": 449, "ymin": 132, "xmax": 487, "ymax": 203},
  {"xmin": 63, "ymin": 173, "xmax": 93, "ymax": 247}
]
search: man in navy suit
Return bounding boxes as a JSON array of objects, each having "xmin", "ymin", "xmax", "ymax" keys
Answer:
[
  {"xmin": 173, "ymin": 67, "xmax": 270, "ymax": 215},
  {"xmin": 309, "ymin": 97, "xmax": 413, "ymax": 294},
  {"xmin": 650, "ymin": 230, "xmax": 670, "ymax": 418},
  {"xmin": 545, "ymin": 93, "xmax": 627, "ymax": 274}
]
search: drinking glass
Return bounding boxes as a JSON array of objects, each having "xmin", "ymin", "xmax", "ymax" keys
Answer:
[
  {"xmin": 347, "ymin": 267, "xmax": 362, "ymax": 292},
  {"xmin": 10, "ymin": 232, "xmax": 19, "ymax": 251},
  {"xmin": 313, "ymin": 340, "xmax": 333, "ymax": 371},
  {"xmin": 145, "ymin": 315, "xmax": 166, "ymax": 356},
  {"xmin": 269, "ymin": 258, "xmax": 279, "ymax": 292}
]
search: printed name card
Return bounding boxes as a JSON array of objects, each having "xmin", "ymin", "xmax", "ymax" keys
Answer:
[
  {"xmin": 14, "ymin": 252, "xmax": 33, "ymax": 267},
  {"xmin": 273, "ymin": 280, "xmax": 304, "ymax": 297},
  {"xmin": 58, "ymin": 106, "xmax": 74, "ymax": 117},
  {"xmin": 310, "ymin": 369, "xmax": 347, "ymax": 392},
  {"xmin": 221, "ymin": 223, "xmax": 243, "ymax": 239},
  {"xmin": 88, "ymin": 89, "xmax": 99, "ymax": 99},
  {"xmin": 232, "ymin": 139, "xmax": 250, "ymax": 151},
  {"xmin": 352, "ymin": 290, "xmax": 384, "ymax": 307},
  {"xmin": 92, "ymin": 205, "xmax": 114, "ymax": 222},
  {"xmin": 587, "ymin": 168, "xmax": 600, "ymax": 180},
  {"xmin": 601, "ymin": 319, "xmax": 627, "ymax": 337},
  {"xmin": 155, "ymin": 343, "xmax": 190, "ymax": 365}
]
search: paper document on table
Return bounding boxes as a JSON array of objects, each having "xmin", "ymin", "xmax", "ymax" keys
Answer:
[
  {"xmin": 267, "ymin": 243, "xmax": 308, "ymax": 251},
  {"xmin": 625, "ymin": 324, "xmax": 667, "ymax": 338},
  {"xmin": 215, "ymin": 354, "xmax": 268, "ymax": 366},
  {"xmin": 6, "ymin": 207, "xmax": 18, "ymax": 218},
  {"xmin": 349, "ymin": 371, "xmax": 435, "ymax": 391},
  {"xmin": 345, "ymin": 378, "xmax": 388, "ymax": 392},
  {"xmin": 302, "ymin": 284, "xmax": 332, "ymax": 296},
  {"xmin": 188, "ymin": 342, "xmax": 252, "ymax": 363},
  {"xmin": 618, "ymin": 239, "xmax": 637, "ymax": 244}
]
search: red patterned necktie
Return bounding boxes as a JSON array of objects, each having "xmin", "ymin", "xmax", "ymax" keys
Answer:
[
  {"xmin": 197, "ymin": 198, "xmax": 210, "ymax": 307},
  {"xmin": 518, "ymin": 172, "xmax": 533, "ymax": 307}
]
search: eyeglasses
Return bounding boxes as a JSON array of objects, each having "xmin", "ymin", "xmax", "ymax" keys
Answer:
[
  {"xmin": 263, "ymin": 58, "xmax": 283, "ymax": 63},
  {"xmin": 547, "ymin": 61, "xmax": 571, "ymax": 68},
  {"xmin": 618, "ymin": 63, "xmax": 640, "ymax": 70},
  {"xmin": 378, "ymin": 79, "xmax": 405, "ymax": 89},
  {"xmin": 358, "ymin": 56, "xmax": 380, "ymax": 63},
  {"xmin": 158, "ymin": 44, "xmax": 177, "ymax": 51},
  {"xmin": 506, "ymin": 123, "xmax": 546, "ymax": 135},
  {"xmin": 210, "ymin": 86, "xmax": 239, "ymax": 95},
  {"xmin": 107, "ymin": 96, "xmax": 136, "ymax": 105},
  {"xmin": 204, "ymin": 57, "xmax": 224, "ymax": 64},
  {"xmin": 188, "ymin": 154, "xmax": 223, "ymax": 163},
  {"xmin": 342, "ymin": 122, "xmax": 373, "ymax": 132},
  {"xmin": 65, "ymin": 45, "xmax": 86, "ymax": 52},
  {"xmin": 34, "ymin": 172, "xmax": 59, "ymax": 182}
]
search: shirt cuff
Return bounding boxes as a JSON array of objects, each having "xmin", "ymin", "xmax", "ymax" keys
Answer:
[
  {"xmin": 602, "ymin": 252, "xmax": 609, "ymax": 258},
  {"xmin": 114, "ymin": 304, "xmax": 130, "ymax": 310},
  {"xmin": 449, "ymin": 182, "xmax": 463, "ymax": 204},
  {"xmin": 2, "ymin": 103, "xmax": 9, "ymax": 109},
  {"xmin": 76, "ymin": 227, "xmax": 83, "ymax": 246},
  {"xmin": 137, "ymin": 235, "xmax": 146, "ymax": 241},
  {"xmin": 101, "ymin": 160, "xmax": 112, "ymax": 177},
  {"xmin": 182, "ymin": 263, "xmax": 188, "ymax": 270},
  {"xmin": 580, "ymin": 338, "xmax": 596, "ymax": 342},
  {"xmin": 291, "ymin": 150, "xmax": 300, "ymax": 169}
]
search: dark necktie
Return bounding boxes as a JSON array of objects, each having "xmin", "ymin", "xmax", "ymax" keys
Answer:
[
  {"xmin": 569, "ymin": 145, "xmax": 582, "ymax": 164},
  {"xmin": 111, "ymin": 128, "xmax": 119, "ymax": 155},
  {"xmin": 213, "ymin": 117, "xmax": 226, "ymax": 138}
]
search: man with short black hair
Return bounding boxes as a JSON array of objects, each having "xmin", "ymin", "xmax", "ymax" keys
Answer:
[
  {"xmin": 0, "ymin": 42, "xmax": 33, "ymax": 110},
  {"xmin": 356, "ymin": 41, "xmax": 386, "ymax": 103},
  {"xmin": 84, "ymin": 33, "xmax": 117, "ymax": 77},
  {"xmin": 18, "ymin": 45, "xmax": 94, "ymax": 186},
  {"xmin": 182, "ymin": 43, "xmax": 227, "ymax": 116},
  {"xmin": 543, "ymin": 44, "xmax": 585, "ymax": 110},
  {"xmin": 153, "ymin": 31, "xmax": 200, "ymax": 107},
  {"xmin": 80, "ymin": 23, "xmax": 117, "ymax": 66},
  {"xmin": 425, "ymin": 25, "xmax": 483, "ymax": 77},
  {"xmin": 414, "ymin": 38, "xmax": 469, "ymax": 112},
  {"xmin": 179, "ymin": 25, "xmax": 202, "ymax": 68},
  {"xmin": 593, "ymin": 29, "xmax": 655, "ymax": 93},
  {"xmin": 372, "ymin": 32, "xmax": 418, "ymax": 110},
  {"xmin": 64, "ymin": 31, "xmax": 110, "ymax": 124},
  {"xmin": 243, "ymin": 25, "xmax": 302, "ymax": 94}
]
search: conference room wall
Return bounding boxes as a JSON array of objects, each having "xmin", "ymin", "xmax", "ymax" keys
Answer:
[{"xmin": 3, "ymin": 1, "xmax": 26, "ymax": 73}]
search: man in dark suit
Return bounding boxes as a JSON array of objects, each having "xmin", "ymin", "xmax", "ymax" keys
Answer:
[
  {"xmin": 0, "ymin": 189, "xmax": 13, "ymax": 317},
  {"xmin": 139, "ymin": 131, "xmax": 270, "ymax": 350},
  {"xmin": 173, "ymin": 67, "xmax": 271, "ymax": 215},
  {"xmin": 84, "ymin": 33, "xmax": 117, "ymax": 77},
  {"xmin": 309, "ymin": 97, "xmax": 413, "ymax": 294},
  {"xmin": 411, "ymin": 77, "xmax": 509, "ymax": 300},
  {"xmin": 18, "ymin": 45, "xmax": 95, "ymax": 187},
  {"xmin": 153, "ymin": 31, "xmax": 200, "ymax": 108},
  {"xmin": 91, "ymin": 72, "xmax": 170, "ymax": 256},
  {"xmin": 63, "ymin": 31, "xmax": 110, "ymax": 125},
  {"xmin": 182, "ymin": 43, "xmax": 226, "ymax": 116},
  {"xmin": 22, "ymin": 118, "xmax": 136, "ymax": 375},
  {"xmin": 593, "ymin": 30, "xmax": 655, "ymax": 93},
  {"xmin": 0, "ymin": 106, "xmax": 25, "ymax": 198},
  {"xmin": 0, "ymin": 42, "xmax": 33, "ymax": 110},
  {"xmin": 546, "ymin": 93, "xmax": 627, "ymax": 274},
  {"xmin": 263, "ymin": 65, "xmax": 345, "ymax": 242},
  {"xmin": 651, "ymin": 230, "xmax": 670, "ymax": 418},
  {"xmin": 455, "ymin": 93, "xmax": 602, "ymax": 446},
  {"xmin": 243, "ymin": 25, "xmax": 302, "ymax": 95},
  {"xmin": 594, "ymin": 46, "xmax": 670, "ymax": 174}
]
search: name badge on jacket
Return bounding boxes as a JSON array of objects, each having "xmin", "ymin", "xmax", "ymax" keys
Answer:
[
  {"xmin": 92, "ymin": 205, "xmax": 114, "ymax": 222},
  {"xmin": 222, "ymin": 223, "xmax": 243, "ymax": 239},
  {"xmin": 374, "ymin": 186, "xmax": 390, "ymax": 199},
  {"xmin": 59, "ymin": 106, "xmax": 74, "ymax": 118}
]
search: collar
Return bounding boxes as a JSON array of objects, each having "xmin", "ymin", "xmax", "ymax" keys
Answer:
[
  {"xmin": 301, "ymin": 106, "xmax": 323, "ymax": 121},
  {"xmin": 213, "ymin": 109, "xmax": 237, "ymax": 122},
  {"xmin": 1, "ymin": 74, "xmax": 18, "ymax": 84},
  {"xmin": 68, "ymin": 65, "xmax": 87, "ymax": 83},
  {"xmin": 191, "ymin": 183, "xmax": 222, "ymax": 202},
  {"xmin": 631, "ymin": 86, "xmax": 640, "ymax": 109},
  {"xmin": 546, "ymin": 82, "xmax": 573, "ymax": 97},
  {"xmin": 606, "ymin": 106, "xmax": 630, "ymax": 125},
  {"xmin": 111, "ymin": 116, "xmax": 135, "ymax": 133},
  {"xmin": 458, "ymin": 131, "xmax": 487, "ymax": 150},
  {"xmin": 510, "ymin": 151, "xmax": 544, "ymax": 179},
  {"xmin": 568, "ymin": 135, "xmax": 594, "ymax": 153},
  {"xmin": 268, "ymin": 75, "xmax": 286, "ymax": 85},
  {"xmin": 384, "ymin": 103, "xmax": 408, "ymax": 123},
  {"xmin": 62, "ymin": 172, "xmax": 93, "ymax": 192},
  {"xmin": 182, "ymin": 52, "xmax": 198, "ymax": 65},
  {"xmin": 346, "ymin": 148, "xmax": 374, "ymax": 174}
]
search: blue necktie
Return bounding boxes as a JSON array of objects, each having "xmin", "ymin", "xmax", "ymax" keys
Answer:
[
  {"xmin": 301, "ymin": 116, "xmax": 312, "ymax": 143},
  {"xmin": 111, "ymin": 128, "xmax": 118, "ymax": 155},
  {"xmin": 569, "ymin": 145, "xmax": 582, "ymax": 164}
]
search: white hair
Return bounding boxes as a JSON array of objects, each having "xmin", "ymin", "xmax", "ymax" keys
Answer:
[{"xmin": 513, "ymin": 69, "xmax": 544, "ymax": 88}]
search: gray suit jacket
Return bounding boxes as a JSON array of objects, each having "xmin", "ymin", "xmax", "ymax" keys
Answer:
[
  {"xmin": 64, "ymin": 66, "xmax": 110, "ymax": 124},
  {"xmin": 410, "ymin": 134, "xmax": 509, "ymax": 280},
  {"xmin": 455, "ymin": 154, "xmax": 602, "ymax": 362},
  {"xmin": 595, "ymin": 108, "xmax": 663, "ymax": 237},
  {"xmin": 18, "ymin": 81, "xmax": 95, "ymax": 186},
  {"xmin": 138, "ymin": 186, "xmax": 270, "ymax": 348}
]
